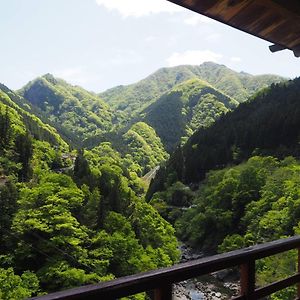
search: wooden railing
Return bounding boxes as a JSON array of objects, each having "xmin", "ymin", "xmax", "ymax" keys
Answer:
[{"xmin": 30, "ymin": 236, "xmax": 300, "ymax": 300}]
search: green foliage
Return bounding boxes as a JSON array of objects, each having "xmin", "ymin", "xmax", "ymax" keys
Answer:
[
  {"xmin": 142, "ymin": 78, "xmax": 238, "ymax": 151},
  {"xmin": 174, "ymin": 156, "xmax": 278, "ymax": 250},
  {"xmin": 100, "ymin": 62, "xmax": 283, "ymax": 118},
  {"xmin": 0, "ymin": 133, "xmax": 179, "ymax": 295},
  {"xmin": 0, "ymin": 63, "xmax": 285, "ymax": 298},
  {"xmin": 0, "ymin": 268, "xmax": 39, "ymax": 299},
  {"xmin": 123, "ymin": 122, "xmax": 169, "ymax": 174},
  {"xmin": 149, "ymin": 78, "xmax": 300, "ymax": 198},
  {"xmin": 0, "ymin": 87, "xmax": 67, "ymax": 148},
  {"xmin": 169, "ymin": 155, "xmax": 300, "ymax": 299},
  {"xmin": 19, "ymin": 74, "xmax": 116, "ymax": 143},
  {"xmin": 0, "ymin": 181, "xmax": 18, "ymax": 251}
]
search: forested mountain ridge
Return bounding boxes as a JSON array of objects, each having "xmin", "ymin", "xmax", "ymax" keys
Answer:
[
  {"xmin": 16, "ymin": 65, "xmax": 284, "ymax": 152},
  {"xmin": 0, "ymin": 82, "xmax": 179, "ymax": 299},
  {"xmin": 148, "ymin": 77, "xmax": 300, "ymax": 196},
  {"xmin": 19, "ymin": 74, "xmax": 117, "ymax": 143},
  {"xmin": 100, "ymin": 62, "xmax": 285, "ymax": 117},
  {"xmin": 0, "ymin": 85, "xmax": 67, "ymax": 149},
  {"xmin": 0, "ymin": 64, "xmax": 290, "ymax": 299},
  {"xmin": 141, "ymin": 78, "xmax": 239, "ymax": 151},
  {"xmin": 146, "ymin": 78, "xmax": 300, "ymax": 299},
  {"xmin": 82, "ymin": 121, "xmax": 168, "ymax": 176},
  {"xmin": 122, "ymin": 122, "xmax": 169, "ymax": 175},
  {"xmin": 85, "ymin": 77, "xmax": 238, "ymax": 153}
]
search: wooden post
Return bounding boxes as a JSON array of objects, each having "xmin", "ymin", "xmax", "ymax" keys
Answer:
[
  {"xmin": 298, "ymin": 248, "xmax": 300, "ymax": 300},
  {"xmin": 154, "ymin": 284, "xmax": 172, "ymax": 300},
  {"xmin": 240, "ymin": 260, "xmax": 255, "ymax": 300}
]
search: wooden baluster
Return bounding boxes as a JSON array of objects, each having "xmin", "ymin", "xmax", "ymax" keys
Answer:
[
  {"xmin": 240, "ymin": 260, "xmax": 255, "ymax": 300},
  {"xmin": 154, "ymin": 284, "xmax": 173, "ymax": 300}
]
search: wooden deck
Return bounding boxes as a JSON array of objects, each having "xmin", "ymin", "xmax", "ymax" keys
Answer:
[{"xmin": 30, "ymin": 236, "xmax": 300, "ymax": 300}]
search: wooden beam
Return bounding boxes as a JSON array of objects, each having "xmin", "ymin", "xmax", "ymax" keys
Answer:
[
  {"xmin": 240, "ymin": 260, "xmax": 255, "ymax": 299},
  {"xmin": 254, "ymin": 273, "xmax": 300, "ymax": 299},
  {"xmin": 154, "ymin": 284, "xmax": 173, "ymax": 300},
  {"xmin": 30, "ymin": 236, "xmax": 300, "ymax": 300}
]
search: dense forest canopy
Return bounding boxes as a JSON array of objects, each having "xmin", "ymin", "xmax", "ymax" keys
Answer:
[
  {"xmin": 100, "ymin": 62, "xmax": 284, "ymax": 117},
  {"xmin": 0, "ymin": 86, "xmax": 178, "ymax": 299},
  {"xmin": 147, "ymin": 77, "xmax": 300, "ymax": 299},
  {"xmin": 19, "ymin": 74, "xmax": 117, "ymax": 144},
  {"xmin": 141, "ymin": 78, "xmax": 238, "ymax": 151},
  {"xmin": 0, "ymin": 62, "xmax": 294, "ymax": 299}
]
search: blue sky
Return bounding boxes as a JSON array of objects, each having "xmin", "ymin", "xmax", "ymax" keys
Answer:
[{"xmin": 1, "ymin": 0, "xmax": 299, "ymax": 92}]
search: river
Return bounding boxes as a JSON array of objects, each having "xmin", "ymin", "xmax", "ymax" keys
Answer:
[{"xmin": 173, "ymin": 245, "xmax": 240, "ymax": 300}]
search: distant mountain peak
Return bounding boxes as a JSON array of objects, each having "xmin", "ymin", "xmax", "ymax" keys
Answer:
[{"xmin": 100, "ymin": 63, "xmax": 285, "ymax": 116}]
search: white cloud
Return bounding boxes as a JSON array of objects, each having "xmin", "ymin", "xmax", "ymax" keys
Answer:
[
  {"xmin": 95, "ymin": 0, "xmax": 183, "ymax": 17},
  {"xmin": 230, "ymin": 56, "xmax": 242, "ymax": 62},
  {"xmin": 167, "ymin": 50, "xmax": 223, "ymax": 67},
  {"xmin": 184, "ymin": 14, "xmax": 213, "ymax": 26}
]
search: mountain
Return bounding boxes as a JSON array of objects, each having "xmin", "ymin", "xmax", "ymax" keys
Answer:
[
  {"xmin": 82, "ymin": 121, "xmax": 169, "ymax": 176},
  {"xmin": 145, "ymin": 78, "xmax": 300, "ymax": 293},
  {"xmin": 0, "ymin": 84, "xmax": 67, "ymax": 149},
  {"xmin": 100, "ymin": 62, "xmax": 285, "ymax": 117},
  {"xmin": 0, "ymin": 83, "xmax": 179, "ymax": 297},
  {"xmin": 122, "ymin": 122, "xmax": 169, "ymax": 175},
  {"xmin": 141, "ymin": 78, "xmax": 239, "ymax": 151},
  {"xmin": 148, "ymin": 77, "xmax": 300, "ymax": 198},
  {"xmin": 19, "ymin": 74, "xmax": 116, "ymax": 143},
  {"xmin": 0, "ymin": 66, "xmax": 294, "ymax": 299},
  {"xmin": 86, "ymin": 78, "xmax": 238, "ymax": 153},
  {"xmin": 17, "ymin": 65, "xmax": 284, "ymax": 152}
]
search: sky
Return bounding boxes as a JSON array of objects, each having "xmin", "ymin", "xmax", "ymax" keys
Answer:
[{"xmin": 1, "ymin": 0, "xmax": 299, "ymax": 92}]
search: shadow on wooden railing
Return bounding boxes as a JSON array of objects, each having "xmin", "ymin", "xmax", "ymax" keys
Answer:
[{"xmin": 30, "ymin": 236, "xmax": 300, "ymax": 300}]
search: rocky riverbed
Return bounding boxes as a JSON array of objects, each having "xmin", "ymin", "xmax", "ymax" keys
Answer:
[{"xmin": 173, "ymin": 245, "xmax": 240, "ymax": 300}]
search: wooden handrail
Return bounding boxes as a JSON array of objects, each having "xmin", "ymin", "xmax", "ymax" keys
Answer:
[{"xmin": 30, "ymin": 236, "xmax": 300, "ymax": 300}]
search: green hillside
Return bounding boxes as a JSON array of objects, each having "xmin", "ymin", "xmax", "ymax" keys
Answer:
[
  {"xmin": 148, "ymin": 77, "xmax": 300, "ymax": 243},
  {"xmin": 0, "ymin": 64, "xmax": 295, "ymax": 299},
  {"xmin": 122, "ymin": 122, "xmax": 169, "ymax": 175},
  {"xmin": 146, "ymin": 78, "xmax": 300, "ymax": 299},
  {"xmin": 148, "ymin": 78, "xmax": 300, "ymax": 194},
  {"xmin": 100, "ymin": 62, "xmax": 285, "ymax": 117},
  {"xmin": 142, "ymin": 78, "xmax": 238, "ymax": 151},
  {"xmin": 84, "ymin": 122, "xmax": 168, "ymax": 176},
  {"xmin": 0, "ymin": 85, "xmax": 179, "ymax": 299},
  {"xmin": 0, "ymin": 85, "xmax": 67, "ymax": 149},
  {"xmin": 17, "ymin": 65, "xmax": 283, "ymax": 152},
  {"xmin": 19, "ymin": 74, "xmax": 116, "ymax": 143}
]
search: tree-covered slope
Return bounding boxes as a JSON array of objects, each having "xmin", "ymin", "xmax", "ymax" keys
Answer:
[
  {"xmin": 174, "ymin": 155, "xmax": 300, "ymax": 299},
  {"xmin": 188, "ymin": 62, "xmax": 285, "ymax": 103},
  {"xmin": 148, "ymin": 78, "xmax": 300, "ymax": 197},
  {"xmin": 19, "ymin": 74, "xmax": 116, "ymax": 142},
  {"xmin": 122, "ymin": 122, "xmax": 169, "ymax": 175},
  {"xmin": 100, "ymin": 62, "xmax": 284, "ymax": 117},
  {"xmin": 145, "ymin": 78, "xmax": 300, "ymax": 300},
  {"xmin": 0, "ymin": 85, "xmax": 179, "ymax": 299},
  {"xmin": 141, "ymin": 78, "xmax": 238, "ymax": 152},
  {"xmin": 0, "ymin": 85, "xmax": 67, "ymax": 149},
  {"xmin": 84, "ymin": 122, "xmax": 169, "ymax": 176}
]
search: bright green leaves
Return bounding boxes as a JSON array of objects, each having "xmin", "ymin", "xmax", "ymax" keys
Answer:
[
  {"xmin": 0, "ymin": 268, "xmax": 39, "ymax": 300},
  {"xmin": 20, "ymin": 75, "xmax": 114, "ymax": 141},
  {"xmin": 123, "ymin": 122, "xmax": 168, "ymax": 175},
  {"xmin": 131, "ymin": 200, "xmax": 179, "ymax": 265},
  {"xmin": 11, "ymin": 173, "xmax": 102, "ymax": 291}
]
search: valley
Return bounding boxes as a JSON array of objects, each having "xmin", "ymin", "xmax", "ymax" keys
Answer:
[{"xmin": 1, "ymin": 61, "xmax": 299, "ymax": 299}]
